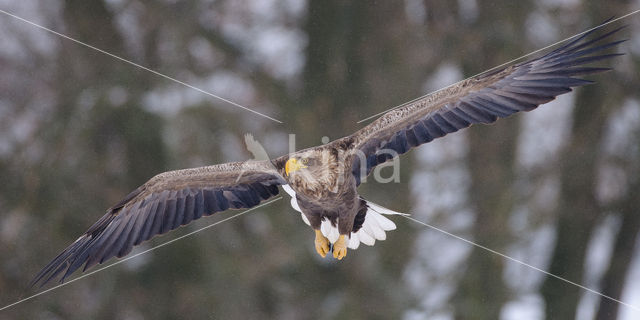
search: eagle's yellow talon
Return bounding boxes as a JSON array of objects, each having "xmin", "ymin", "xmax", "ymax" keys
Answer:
[
  {"xmin": 333, "ymin": 235, "xmax": 347, "ymax": 260},
  {"xmin": 315, "ymin": 230, "xmax": 330, "ymax": 258}
]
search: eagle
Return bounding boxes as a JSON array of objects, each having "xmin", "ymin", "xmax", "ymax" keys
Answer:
[{"xmin": 31, "ymin": 25, "xmax": 624, "ymax": 287}]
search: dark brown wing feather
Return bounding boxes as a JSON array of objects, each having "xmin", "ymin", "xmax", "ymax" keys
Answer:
[
  {"xmin": 350, "ymin": 25, "xmax": 625, "ymax": 184},
  {"xmin": 31, "ymin": 160, "xmax": 285, "ymax": 287}
]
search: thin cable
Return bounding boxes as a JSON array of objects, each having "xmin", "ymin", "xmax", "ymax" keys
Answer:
[
  {"xmin": 0, "ymin": 8, "xmax": 283, "ymax": 124},
  {"xmin": 356, "ymin": 9, "xmax": 640, "ymax": 124},
  {"xmin": 0, "ymin": 197, "xmax": 282, "ymax": 312},
  {"xmin": 403, "ymin": 215, "xmax": 640, "ymax": 313}
]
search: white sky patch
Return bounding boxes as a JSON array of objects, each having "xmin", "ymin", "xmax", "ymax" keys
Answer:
[
  {"xmin": 411, "ymin": 133, "xmax": 470, "ymax": 221},
  {"xmin": 404, "ymin": 0, "xmax": 426, "ymax": 25},
  {"xmin": 122, "ymin": 243, "xmax": 152, "ymax": 271},
  {"xmin": 0, "ymin": 1, "xmax": 61, "ymax": 57},
  {"xmin": 597, "ymin": 99, "xmax": 640, "ymax": 203},
  {"xmin": 504, "ymin": 224, "xmax": 557, "ymax": 293},
  {"xmin": 601, "ymin": 99, "xmax": 640, "ymax": 158},
  {"xmin": 424, "ymin": 63, "xmax": 464, "ymax": 93},
  {"xmin": 282, "ymin": 0, "xmax": 307, "ymax": 17},
  {"xmin": 597, "ymin": 164, "xmax": 629, "ymax": 204},
  {"xmin": 110, "ymin": 0, "xmax": 145, "ymax": 59},
  {"xmin": 142, "ymin": 71, "xmax": 257, "ymax": 116},
  {"xmin": 258, "ymin": 131, "xmax": 291, "ymax": 156},
  {"xmin": 516, "ymin": 92, "xmax": 574, "ymax": 170},
  {"xmin": 525, "ymin": 11, "xmax": 559, "ymax": 47},
  {"xmin": 188, "ymin": 36, "xmax": 224, "ymax": 69},
  {"xmin": 108, "ymin": 86, "xmax": 129, "ymax": 107},
  {"xmin": 529, "ymin": 175, "xmax": 561, "ymax": 214},
  {"xmin": 501, "ymin": 294, "xmax": 545, "ymax": 320},
  {"xmin": 405, "ymin": 82, "xmax": 471, "ymax": 317},
  {"xmin": 620, "ymin": 234, "xmax": 640, "ymax": 320},
  {"xmin": 538, "ymin": 0, "xmax": 581, "ymax": 8},
  {"xmin": 220, "ymin": 132, "xmax": 246, "ymax": 162},
  {"xmin": 248, "ymin": 26, "xmax": 306, "ymax": 80},
  {"xmin": 576, "ymin": 215, "xmax": 622, "ymax": 320},
  {"xmin": 630, "ymin": 22, "xmax": 640, "ymax": 56},
  {"xmin": 457, "ymin": 0, "xmax": 478, "ymax": 24},
  {"xmin": 210, "ymin": 0, "xmax": 306, "ymax": 82}
]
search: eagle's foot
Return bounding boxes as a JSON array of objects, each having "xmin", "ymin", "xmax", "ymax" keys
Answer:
[
  {"xmin": 332, "ymin": 235, "xmax": 347, "ymax": 260},
  {"xmin": 314, "ymin": 230, "xmax": 330, "ymax": 258}
]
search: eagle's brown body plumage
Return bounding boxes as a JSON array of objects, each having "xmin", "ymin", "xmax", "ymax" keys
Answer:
[{"xmin": 31, "ymin": 24, "xmax": 624, "ymax": 287}]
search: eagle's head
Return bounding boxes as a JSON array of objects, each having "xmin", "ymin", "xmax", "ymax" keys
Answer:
[
  {"xmin": 284, "ymin": 157, "xmax": 309, "ymax": 176},
  {"xmin": 284, "ymin": 149, "xmax": 343, "ymax": 199}
]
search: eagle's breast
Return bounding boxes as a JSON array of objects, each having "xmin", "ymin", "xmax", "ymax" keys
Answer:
[{"xmin": 288, "ymin": 146, "xmax": 353, "ymax": 202}]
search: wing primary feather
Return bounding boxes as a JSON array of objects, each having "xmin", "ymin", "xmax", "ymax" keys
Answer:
[
  {"xmin": 509, "ymin": 78, "xmax": 594, "ymax": 87},
  {"xmin": 78, "ymin": 216, "xmax": 125, "ymax": 269},
  {"xmin": 148, "ymin": 192, "xmax": 169, "ymax": 238},
  {"xmin": 214, "ymin": 190, "xmax": 230, "ymax": 211},
  {"xmin": 32, "ymin": 159, "xmax": 285, "ymax": 286},
  {"xmin": 135, "ymin": 197, "xmax": 159, "ymax": 243},
  {"xmin": 160, "ymin": 190, "xmax": 179, "ymax": 231},
  {"xmin": 441, "ymin": 110, "xmax": 472, "ymax": 129},
  {"xmin": 109, "ymin": 213, "xmax": 139, "ymax": 259},
  {"xmin": 431, "ymin": 113, "xmax": 459, "ymax": 133},
  {"xmin": 466, "ymin": 97, "xmax": 514, "ymax": 118},
  {"xmin": 422, "ymin": 118, "xmax": 447, "ymax": 138},
  {"xmin": 546, "ymin": 67, "xmax": 611, "ymax": 76},
  {"xmin": 405, "ymin": 127, "xmax": 420, "ymax": 147},
  {"xmin": 463, "ymin": 101, "xmax": 499, "ymax": 123},
  {"xmin": 485, "ymin": 92, "xmax": 536, "ymax": 111},
  {"xmin": 115, "ymin": 202, "xmax": 148, "ymax": 258},
  {"xmin": 202, "ymin": 189, "xmax": 218, "ymax": 215},
  {"xmin": 182, "ymin": 192, "xmax": 196, "ymax": 225},
  {"xmin": 410, "ymin": 121, "xmax": 433, "ymax": 143},
  {"xmin": 392, "ymin": 132, "xmax": 409, "ymax": 154},
  {"xmin": 242, "ymin": 186, "xmax": 261, "ymax": 206},
  {"xmin": 264, "ymin": 184, "xmax": 280, "ymax": 196},
  {"xmin": 503, "ymin": 84, "xmax": 571, "ymax": 96},
  {"xmin": 542, "ymin": 24, "xmax": 623, "ymax": 59},
  {"xmin": 250, "ymin": 183, "xmax": 271, "ymax": 200},
  {"xmin": 160, "ymin": 197, "xmax": 177, "ymax": 234},
  {"xmin": 493, "ymin": 89, "xmax": 554, "ymax": 105},
  {"xmin": 94, "ymin": 215, "xmax": 132, "ymax": 264},
  {"xmin": 541, "ymin": 53, "xmax": 624, "ymax": 70},
  {"xmin": 123, "ymin": 202, "xmax": 150, "ymax": 251},
  {"xmin": 171, "ymin": 191, "xmax": 186, "ymax": 231},
  {"xmin": 548, "ymin": 26, "xmax": 626, "ymax": 59},
  {"xmin": 192, "ymin": 189, "xmax": 205, "ymax": 220}
]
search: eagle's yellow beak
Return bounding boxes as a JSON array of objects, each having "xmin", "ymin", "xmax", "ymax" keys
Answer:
[{"xmin": 285, "ymin": 158, "xmax": 307, "ymax": 176}]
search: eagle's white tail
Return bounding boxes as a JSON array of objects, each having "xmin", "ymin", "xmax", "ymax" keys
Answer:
[
  {"xmin": 282, "ymin": 185, "xmax": 407, "ymax": 250},
  {"xmin": 347, "ymin": 198, "xmax": 408, "ymax": 249}
]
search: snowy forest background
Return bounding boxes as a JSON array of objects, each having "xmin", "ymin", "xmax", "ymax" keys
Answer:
[{"xmin": 1, "ymin": 0, "xmax": 640, "ymax": 319}]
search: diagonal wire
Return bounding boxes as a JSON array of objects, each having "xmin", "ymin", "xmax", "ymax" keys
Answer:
[
  {"xmin": 356, "ymin": 9, "xmax": 640, "ymax": 124},
  {"xmin": 0, "ymin": 8, "xmax": 283, "ymax": 124},
  {"xmin": 0, "ymin": 197, "xmax": 282, "ymax": 312},
  {"xmin": 402, "ymin": 215, "xmax": 640, "ymax": 313}
]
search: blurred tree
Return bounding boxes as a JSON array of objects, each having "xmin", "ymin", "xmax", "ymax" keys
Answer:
[
  {"xmin": 540, "ymin": 2, "xmax": 636, "ymax": 319},
  {"xmin": 1, "ymin": 1, "xmax": 638, "ymax": 320},
  {"xmin": 285, "ymin": 1, "xmax": 424, "ymax": 318},
  {"xmin": 445, "ymin": 2, "xmax": 533, "ymax": 319}
]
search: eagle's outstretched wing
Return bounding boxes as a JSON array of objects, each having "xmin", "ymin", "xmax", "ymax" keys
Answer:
[
  {"xmin": 31, "ymin": 160, "xmax": 285, "ymax": 287},
  {"xmin": 349, "ymin": 25, "xmax": 625, "ymax": 184}
]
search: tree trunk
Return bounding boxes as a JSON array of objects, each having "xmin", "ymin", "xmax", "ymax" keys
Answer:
[
  {"xmin": 595, "ymin": 187, "xmax": 640, "ymax": 320},
  {"xmin": 541, "ymin": 2, "xmax": 627, "ymax": 318},
  {"xmin": 451, "ymin": 2, "xmax": 532, "ymax": 318}
]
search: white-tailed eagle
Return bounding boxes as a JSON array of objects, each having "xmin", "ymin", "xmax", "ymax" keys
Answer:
[{"xmin": 31, "ymin": 24, "xmax": 624, "ymax": 287}]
